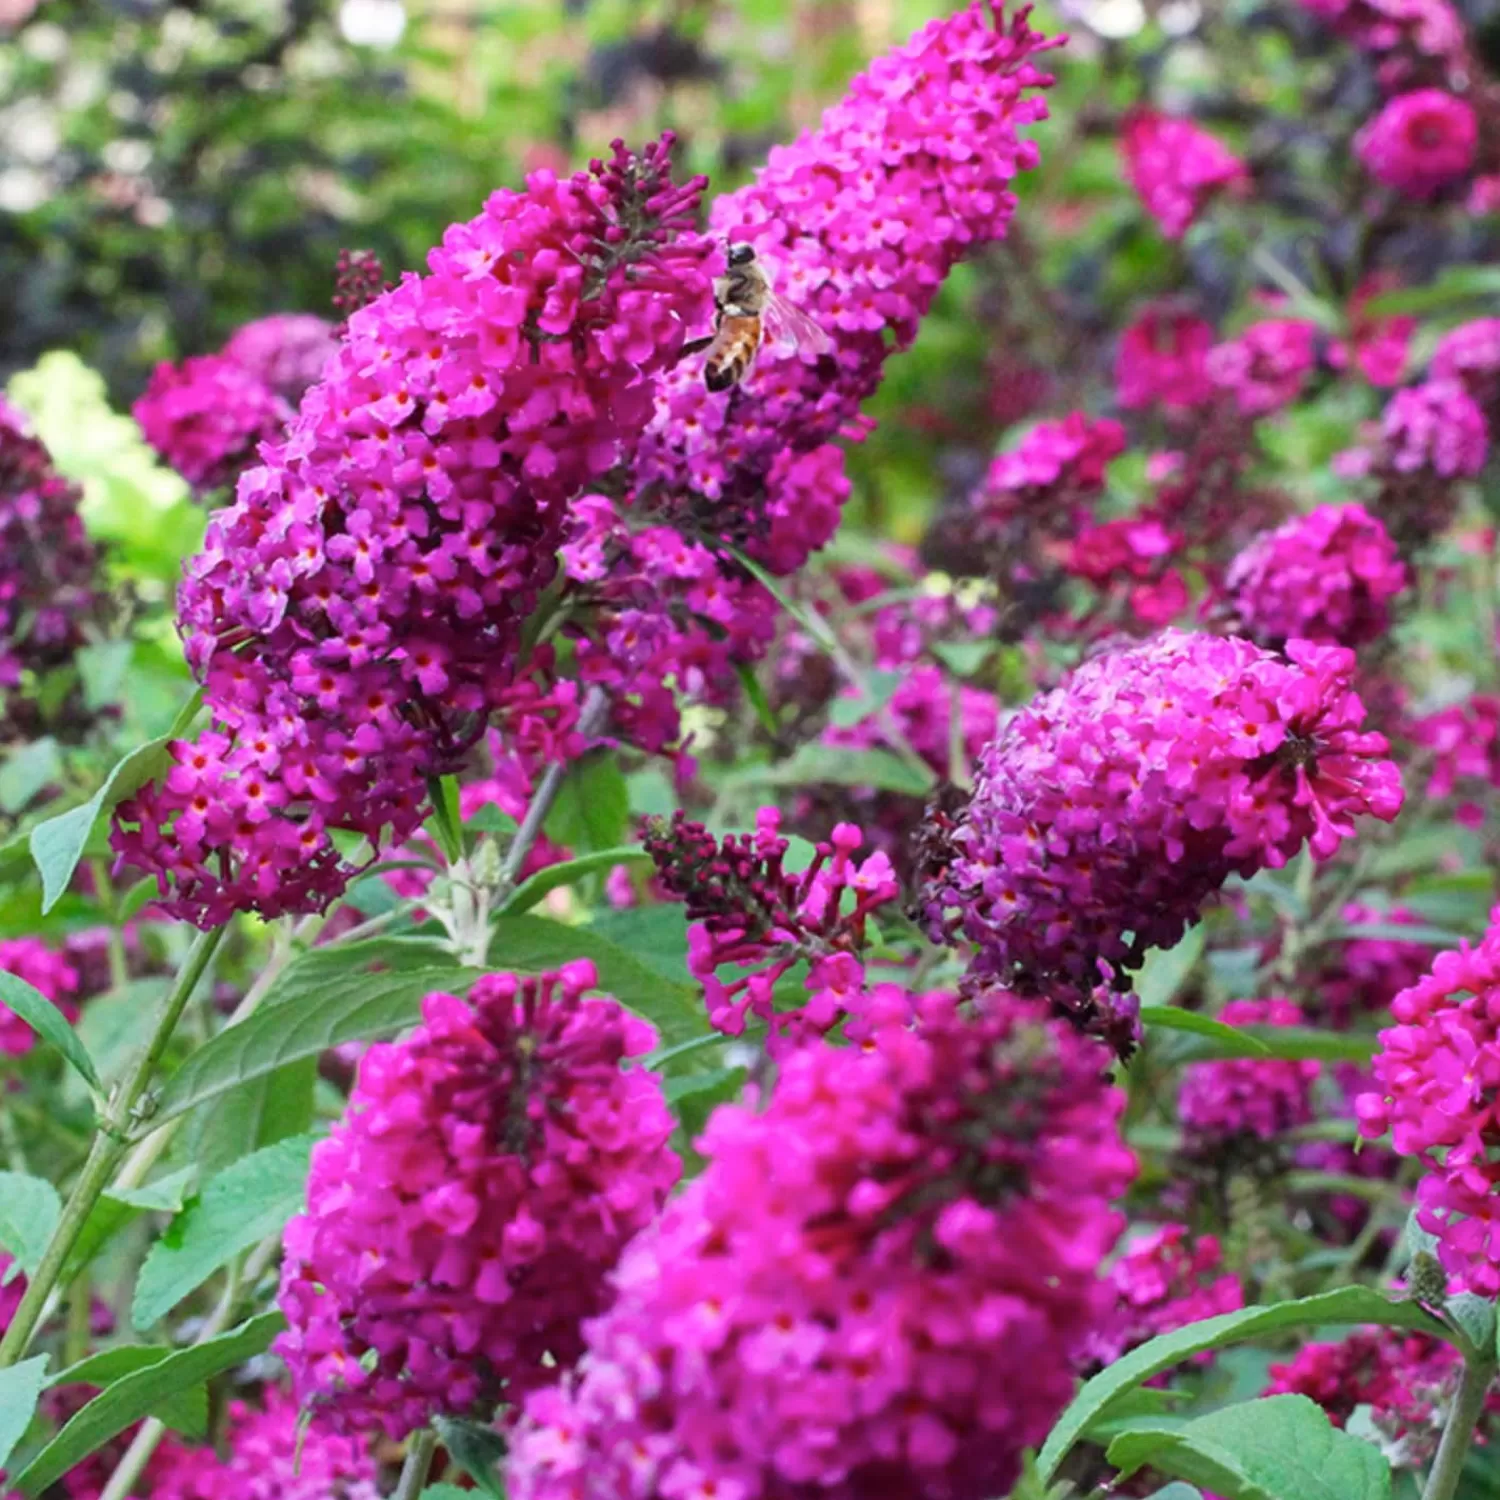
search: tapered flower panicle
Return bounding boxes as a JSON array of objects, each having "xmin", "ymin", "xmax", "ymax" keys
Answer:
[
  {"xmin": 915, "ymin": 630, "xmax": 1403, "ymax": 1004},
  {"xmin": 134, "ymin": 353, "xmax": 292, "ymax": 493},
  {"xmin": 1224, "ymin": 503, "xmax": 1406, "ymax": 649},
  {"xmin": 113, "ymin": 137, "xmax": 709, "ymax": 926},
  {"xmin": 1180, "ymin": 998, "xmax": 1320, "ymax": 1146},
  {"xmin": 276, "ymin": 962, "xmax": 679, "ymax": 1437},
  {"xmin": 508, "ymin": 987, "xmax": 1135, "ymax": 1500},
  {"xmin": 643, "ymin": 807, "xmax": 898, "ymax": 1051},
  {"xmin": 635, "ymin": 1, "xmax": 1058, "ymax": 552},
  {"xmin": 1119, "ymin": 110, "xmax": 1248, "ymax": 239},
  {"xmin": 222, "ymin": 313, "xmax": 340, "ymax": 403},
  {"xmin": 1358, "ymin": 919, "xmax": 1500, "ymax": 1296},
  {"xmin": 149, "ymin": 1389, "xmax": 379, "ymax": 1500},
  {"xmin": 0, "ymin": 398, "xmax": 110, "ymax": 741}
]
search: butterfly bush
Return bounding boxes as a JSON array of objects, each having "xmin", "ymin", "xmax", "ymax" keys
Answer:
[
  {"xmin": 1298, "ymin": 0, "xmax": 1468, "ymax": 87},
  {"xmin": 149, "ymin": 1390, "xmax": 378, "ymax": 1500},
  {"xmin": 579, "ymin": 2, "xmax": 1060, "ymax": 745},
  {"xmin": 1180, "ymin": 998, "xmax": 1320, "ymax": 1148},
  {"xmin": 134, "ymin": 354, "xmax": 293, "ymax": 494},
  {"xmin": 507, "ymin": 986, "xmax": 1135, "ymax": 1500},
  {"xmin": 1224, "ymin": 503, "xmax": 1407, "ymax": 649},
  {"xmin": 113, "ymin": 138, "xmax": 708, "ymax": 926},
  {"xmin": 221, "ymin": 313, "xmax": 339, "ymax": 403},
  {"xmin": 1119, "ymin": 110, "xmax": 1248, "ymax": 240},
  {"xmin": 1087, "ymin": 1224, "xmax": 1243, "ymax": 1368},
  {"xmin": 0, "ymin": 937, "xmax": 80, "ymax": 1057},
  {"xmin": 1115, "ymin": 304, "xmax": 1216, "ymax": 411},
  {"xmin": 642, "ymin": 807, "xmax": 899, "ymax": 1052},
  {"xmin": 915, "ymin": 630, "xmax": 1404, "ymax": 1013},
  {"xmin": 1206, "ymin": 319, "xmax": 1320, "ymax": 416},
  {"xmin": 1357, "ymin": 920, "xmax": 1500, "ymax": 1296},
  {"xmin": 276, "ymin": 962, "xmax": 679, "ymax": 1437},
  {"xmin": 0, "ymin": 397, "xmax": 110, "ymax": 741},
  {"xmin": 1357, "ymin": 89, "xmax": 1478, "ymax": 196}
]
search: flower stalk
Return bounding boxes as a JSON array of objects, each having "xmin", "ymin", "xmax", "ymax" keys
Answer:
[
  {"xmin": 0, "ymin": 923, "xmax": 226, "ymax": 1367},
  {"xmin": 1422, "ymin": 1350, "xmax": 1497, "ymax": 1500}
]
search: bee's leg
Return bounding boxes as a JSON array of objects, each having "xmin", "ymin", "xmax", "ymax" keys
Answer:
[{"xmin": 675, "ymin": 335, "xmax": 715, "ymax": 364}]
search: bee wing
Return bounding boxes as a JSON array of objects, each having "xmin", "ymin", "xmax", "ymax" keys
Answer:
[{"xmin": 762, "ymin": 290, "xmax": 833, "ymax": 358}]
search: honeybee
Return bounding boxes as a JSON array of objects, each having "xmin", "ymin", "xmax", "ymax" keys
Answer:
[{"xmin": 682, "ymin": 242, "xmax": 832, "ymax": 392}]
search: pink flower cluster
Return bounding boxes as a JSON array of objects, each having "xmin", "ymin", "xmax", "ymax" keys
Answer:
[
  {"xmin": 1357, "ymin": 88, "xmax": 1478, "ymax": 196},
  {"xmin": 1115, "ymin": 305, "xmax": 1216, "ymax": 411},
  {"xmin": 1380, "ymin": 378, "xmax": 1490, "ymax": 478},
  {"xmin": 916, "ymin": 630, "xmax": 1404, "ymax": 1006},
  {"xmin": 1330, "ymin": 276, "xmax": 1415, "ymax": 387},
  {"xmin": 1088, "ymin": 1224, "xmax": 1243, "ymax": 1368},
  {"xmin": 221, "ymin": 314, "xmax": 339, "ymax": 403},
  {"xmin": 134, "ymin": 355, "xmax": 292, "ymax": 494},
  {"xmin": 1224, "ymin": 503, "xmax": 1406, "ymax": 648},
  {"xmin": 0, "ymin": 398, "xmax": 109, "ymax": 740},
  {"xmin": 1206, "ymin": 319, "xmax": 1320, "ymax": 416},
  {"xmin": 1318, "ymin": 902, "xmax": 1433, "ymax": 1023},
  {"xmin": 1119, "ymin": 109, "xmax": 1249, "ymax": 239},
  {"xmin": 1298, "ymin": 0, "xmax": 1468, "ymax": 88},
  {"xmin": 114, "ymin": 139, "xmax": 707, "ymax": 926},
  {"xmin": 276, "ymin": 962, "xmax": 680, "ymax": 1436},
  {"xmin": 508, "ymin": 986, "xmax": 1136, "ymax": 1500},
  {"xmin": 149, "ymin": 1390, "xmax": 379, "ymax": 1500},
  {"xmin": 1411, "ymin": 692, "xmax": 1500, "ymax": 823},
  {"xmin": 1264, "ymin": 1329, "xmax": 1488, "ymax": 1465},
  {"xmin": 575, "ymin": 3, "xmax": 1057, "ymax": 741},
  {"xmin": 0, "ymin": 936, "xmax": 80, "ymax": 1057},
  {"xmin": 1357, "ymin": 921, "xmax": 1500, "ymax": 1295},
  {"xmin": 642, "ymin": 807, "xmax": 899, "ymax": 1052},
  {"xmin": 1180, "ymin": 998, "xmax": 1320, "ymax": 1146},
  {"xmin": 1430, "ymin": 317, "xmax": 1500, "ymax": 410}
]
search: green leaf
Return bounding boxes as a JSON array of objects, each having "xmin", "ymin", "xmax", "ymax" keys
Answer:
[
  {"xmin": 133, "ymin": 1135, "xmax": 316, "ymax": 1331},
  {"xmin": 76, "ymin": 642, "xmax": 134, "ymax": 712},
  {"xmin": 432, "ymin": 1414, "xmax": 506, "ymax": 1498},
  {"xmin": 179, "ymin": 1054, "xmax": 316, "ymax": 1181},
  {"xmin": 735, "ymin": 661, "xmax": 778, "ymax": 736},
  {"xmin": 0, "ymin": 1357, "xmax": 49, "ymax": 1473},
  {"xmin": 1081, "ymin": 1386, "xmax": 1189, "ymax": 1445},
  {"xmin": 745, "ymin": 743, "xmax": 934, "ymax": 796},
  {"xmin": 585, "ymin": 904, "xmax": 690, "ymax": 984},
  {"xmin": 826, "ymin": 669, "xmax": 904, "ymax": 728},
  {"xmin": 930, "ymin": 640, "xmax": 993, "ymax": 676},
  {"xmin": 0, "ymin": 738, "xmax": 61, "ymax": 816},
  {"xmin": 419, "ymin": 1488, "xmax": 476, "ymax": 1500},
  {"xmin": 0, "ymin": 969, "xmax": 102, "ymax": 1093},
  {"xmin": 0, "ymin": 1173, "xmax": 61, "ymax": 1277},
  {"xmin": 1328, "ymin": 922, "xmax": 1468, "ymax": 948},
  {"xmin": 13, "ymin": 1312, "xmax": 285, "ymax": 1496},
  {"xmin": 1161, "ymin": 1026, "xmax": 1374, "ymax": 1064},
  {"xmin": 545, "ymin": 751, "xmax": 630, "ymax": 853},
  {"xmin": 1036, "ymin": 1287, "xmax": 1447, "ymax": 1483},
  {"xmin": 425, "ymin": 775, "xmax": 463, "ymax": 865},
  {"xmin": 1361, "ymin": 265, "xmax": 1500, "ymax": 317},
  {"xmin": 498, "ymin": 848, "xmax": 653, "ymax": 918},
  {"xmin": 30, "ymin": 736, "xmax": 174, "ymax": 914},
  {"xmin": 1106, "ymin": 1395, "xmax": 1391, "ymax": 1500},
  {"xmin": 61, "ymin": 1168, "xmax": 198, "ymax": 1283},
  {"xmin": 1134, "ymin": 927, "xmax": 1206, "ymax": 1009},
  {"xmin": 1141, "ymin": 1007, "xmax": 1271, "ymax": 1055},
  {"xmin": 45, "ymin": 1346, "xmax": 205, "ymax": 1437},
  {"xmin": 489, "ymin": 914, "xmax": 706, "ymax": 1048},
  {"xmin": 142, "ymin": 968, "xmax": 482, "ymax": 1135}
]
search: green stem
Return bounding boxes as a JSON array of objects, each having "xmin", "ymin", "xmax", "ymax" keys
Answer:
[
  {"xmin": 393, "ymin": 1428, "xmax": 439, "ymax": 1500},
  {"xmin": 1422, "ymin": 1355, "xmax": 1496, "ymax": 1500},
  {"xmin": 0, "ymin": 924, "xmax": 226, "ymax": 1368}
]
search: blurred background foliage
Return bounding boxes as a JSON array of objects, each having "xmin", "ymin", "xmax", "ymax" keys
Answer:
[{"xmin": 4, "ymin": 0, "xmax": 1500, "ymax": 547}]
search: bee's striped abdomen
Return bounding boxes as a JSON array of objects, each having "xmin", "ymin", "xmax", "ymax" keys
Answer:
[{"xmin": 703, "ymin": 315, "xmax": 764, "ymax": 392}]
